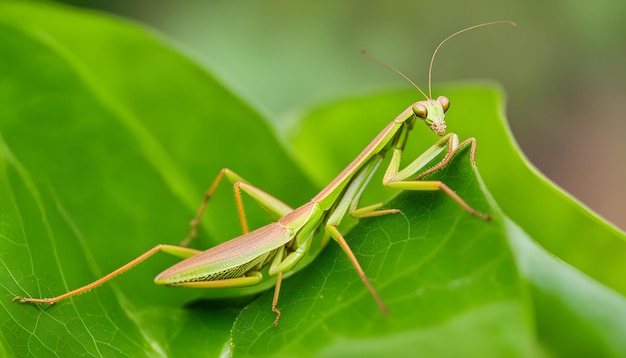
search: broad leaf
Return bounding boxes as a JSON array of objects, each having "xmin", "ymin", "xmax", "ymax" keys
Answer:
[
  {"xmin": 289, "ymin": 86, "xmax": 626, "ymax": 295},
  {"xmin": 0, "ymin": 2, "xmax": 314, "ymax": 356}
]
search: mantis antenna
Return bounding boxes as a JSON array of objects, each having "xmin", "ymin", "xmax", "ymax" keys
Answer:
[
  {"xmin": 360, "ymin": 49, "xmax": 430, "ymax": 99},
  {"xmin": 427, "ymin": 20, "xmax": 517, "ymax": 98},
  {"xmin": 362, "ymin": 20, "xmax": 517, "ymax": 100}
]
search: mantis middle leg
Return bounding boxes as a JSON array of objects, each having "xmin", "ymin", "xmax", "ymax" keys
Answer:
[{"xmin": 182, "ymin": 168, "xmax": 295, "ymax": 246}]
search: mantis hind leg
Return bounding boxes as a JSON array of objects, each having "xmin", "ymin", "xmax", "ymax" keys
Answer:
[
  {"xmin": 182, "ymin": 168, "xmax": 294, "ymax": 246},
  {"xmin": 383, "ymin": 135, "xmax": 490, "ymax": 220},
  {"xmin": 14, "ymin": 244, "xmax": 203, "ymax": 305}
]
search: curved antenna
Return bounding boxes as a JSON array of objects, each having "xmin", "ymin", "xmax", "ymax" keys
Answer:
[
  {"xmin": 361, "ymin": 49, "xmax": 429, "ymax": 100},
  {"xmin": 428, "ymin": 20, "xmax": 517, "ymax": 98}
]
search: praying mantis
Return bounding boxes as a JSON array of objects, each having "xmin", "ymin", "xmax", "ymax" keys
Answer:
[{"xmin": 13, "ymin": 21, "xmax": 515, "ymax": 327}]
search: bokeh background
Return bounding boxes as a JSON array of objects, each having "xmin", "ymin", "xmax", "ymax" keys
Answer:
[{"xmin": 53, "ymin": 0, "xmax": 626, "ymax": 230}]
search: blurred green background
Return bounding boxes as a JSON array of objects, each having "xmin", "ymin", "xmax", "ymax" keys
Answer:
[{"xmin": 51, "ymin": 0, "xmax": 626, "ymax": 230}]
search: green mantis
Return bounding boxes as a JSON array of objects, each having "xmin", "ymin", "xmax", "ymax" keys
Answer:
[{"xmin": 13, "ymin": 21, "xmax": 515, "ymax": 326}]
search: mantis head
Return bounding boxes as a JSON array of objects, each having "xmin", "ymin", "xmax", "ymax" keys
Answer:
[{"xmin": 412, "ymin": 96, "xmax": 450, "ymax": 136}]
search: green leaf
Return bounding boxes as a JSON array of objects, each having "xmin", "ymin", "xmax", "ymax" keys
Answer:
[
  {"xmin": 0, "ymin": 2, "xmax": 314, "ymax": 357},
  {"xmin": 288, "ymin": 85, "xmax": 626, "ymax": 295},
  {"xmin": 505, "ymin": 217, "xmax": 626, "ymax": 357},
  {"xmin": 1, "ymin": 2, "xmax": 625, "ymax": 358},
  {"xmin": 282, "ymin": 87, "xmax": 626, "ymax": 356}
]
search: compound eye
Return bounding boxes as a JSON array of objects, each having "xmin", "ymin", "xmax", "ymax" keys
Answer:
[
  {"xmin": 437, "ymin": 96, "xmax": 450, "ymax": 112},
  {"xmin": 412, "ymin": 103, "xmax": 428, "ymax": 118}
]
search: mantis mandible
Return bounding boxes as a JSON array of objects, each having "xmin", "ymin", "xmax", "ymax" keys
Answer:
[{"xmin": 14, "ymin": 20, "xmax": 515, "ymax": 326}]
